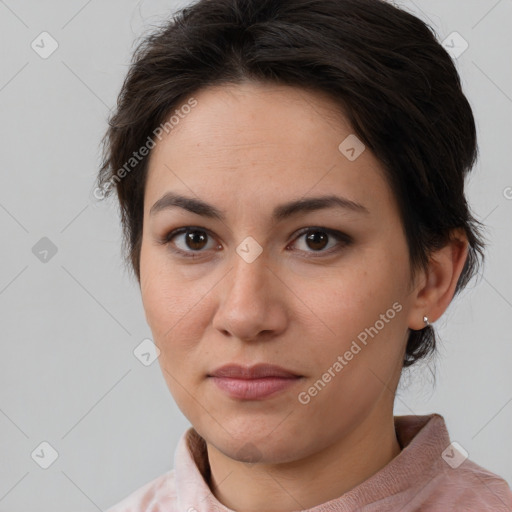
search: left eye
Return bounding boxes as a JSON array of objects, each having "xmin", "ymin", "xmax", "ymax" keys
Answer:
[{"xmin": 289, "ymin": 227, "xmax": 351, "ymax": 256}]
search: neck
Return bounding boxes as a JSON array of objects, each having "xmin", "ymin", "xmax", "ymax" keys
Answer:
[{"xmin": 205, "ymin": 408, "xmax": 402, "ymax": 512}]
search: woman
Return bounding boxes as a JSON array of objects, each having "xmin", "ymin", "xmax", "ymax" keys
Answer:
[{"xmin": 97, "ymin": 0, "xmax": 512, "ymax": 510}]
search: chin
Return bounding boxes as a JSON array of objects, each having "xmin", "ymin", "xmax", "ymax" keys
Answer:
[{"xmin": 200, "ymin": 420, "xmax": 308, "ymax": 465}]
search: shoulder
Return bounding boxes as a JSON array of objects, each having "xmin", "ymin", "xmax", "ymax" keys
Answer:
[
  {"xmin": 104, "ymin": 469, "xmax": 177, "ymax": 512},
  {"xmin": 421, "ymin": 458, "xmax": 512, "ymax": 511},
  {"xmin": 392, "ymin": 414, "xmax": 512, "ymax": 511}
]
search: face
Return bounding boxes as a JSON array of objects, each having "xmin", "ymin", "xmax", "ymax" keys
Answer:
[{"xmin": 140, "ymin": 81, "xmax": 415, "ymax": 464}]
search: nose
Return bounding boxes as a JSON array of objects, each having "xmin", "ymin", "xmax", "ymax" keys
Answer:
[{"xmin": 212, "ymin": 250, "xmax": 288, "ymax": 343}]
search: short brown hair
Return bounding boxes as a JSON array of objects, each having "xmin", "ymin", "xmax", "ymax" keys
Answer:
[{"xmin": 97, "ymin": 0, "xmax": 486, "ymax": 368}]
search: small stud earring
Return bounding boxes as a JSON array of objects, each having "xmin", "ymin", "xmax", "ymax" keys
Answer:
[{"xmin": 423, "ymin": 315, "xmax": 430, "ymax": 327}]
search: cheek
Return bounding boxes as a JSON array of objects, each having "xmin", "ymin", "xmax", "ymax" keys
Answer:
[
  {"xmin": 142, "ymin": 280, "xmax": 204, "ymax": 351},
  {"xmin": 295, "ymin": 276, "xmax": 406, "ymax": 429},
  {"xmin": 139, "ymin": 261, "xmax": 208, "ymax": 415},
  {"xmin": 305, "ymin": 246, "xmax": 409, "ymax": 369},
  {"xmin": 139, "ymin": 249, "xmax": 217, "ymax": 361},
  {"xmin": 317, "ymin": 263, "xmax": 401, "ymax": 331},
  {"xmin": 140, "ymin": 250, "xmax": 189, "ymax": 344}
]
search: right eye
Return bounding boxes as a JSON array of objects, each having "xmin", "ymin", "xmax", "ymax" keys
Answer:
[{"xmin": 161, "ymin": 227, "xmax": 222, "ymax": 259}]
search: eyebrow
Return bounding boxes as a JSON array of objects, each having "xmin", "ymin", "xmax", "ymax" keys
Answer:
[{"xmin": 149, "ymin": 192, "xmax": 370, "ymax": 221}]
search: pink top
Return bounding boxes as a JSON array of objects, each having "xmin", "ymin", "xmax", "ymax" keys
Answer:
[{"xmin": 105, "ymin": 413, "xmax": 512, "ymax": 511}]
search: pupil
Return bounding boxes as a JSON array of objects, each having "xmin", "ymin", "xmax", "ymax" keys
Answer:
[
  {"xmin": 187, "ymin": 230, "xmax": 207, "ymax": 250},
  {"xmin": 306, "ymin": 231, "xmax": 327, "ymax": 251}
]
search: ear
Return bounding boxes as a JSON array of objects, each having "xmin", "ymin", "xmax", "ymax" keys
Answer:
[{"xmin": 407, "ymin": 229, "xmax": 469, "ymax": 331}]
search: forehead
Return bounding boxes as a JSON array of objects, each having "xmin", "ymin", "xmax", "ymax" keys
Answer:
[{"xmin": 143, "ymin": 82, "xmax": 394, "ymax": 220}]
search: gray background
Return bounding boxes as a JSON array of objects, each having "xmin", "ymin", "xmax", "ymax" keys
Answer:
[{"xmin": 0, "ymin": 0, "xmax": 511, "ymax": 510}]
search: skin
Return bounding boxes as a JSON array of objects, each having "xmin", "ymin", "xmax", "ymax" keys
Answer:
[{"xmin": 139, "ymin": 81, "xmax": 468, "ymax": 511}]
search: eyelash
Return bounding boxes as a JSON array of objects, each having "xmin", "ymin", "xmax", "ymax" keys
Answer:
[{"xmin": 158, "ymin": 226, "xmax": 352, "ymax": 260}]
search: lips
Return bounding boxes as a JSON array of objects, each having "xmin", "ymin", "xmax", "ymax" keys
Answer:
[
  {"xmin": 209, "ymin": 363, "xmax": 300, "ymax": 379},
  {"xmin": 208, "ymin": 363, "xmax": 302, "ymax": 400}
]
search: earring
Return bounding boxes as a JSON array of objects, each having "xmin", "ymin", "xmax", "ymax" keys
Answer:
[{"xmin": 423, "ymin": 315, "xmax": 430, "ymax": 328}]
